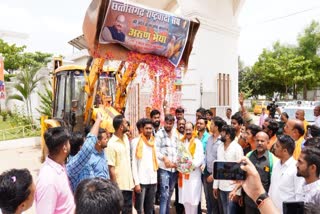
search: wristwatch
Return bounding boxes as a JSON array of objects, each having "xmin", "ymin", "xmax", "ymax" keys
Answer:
[{"xmin": 256, "ymin": 192, "xmax": 269, "ymax": 206}]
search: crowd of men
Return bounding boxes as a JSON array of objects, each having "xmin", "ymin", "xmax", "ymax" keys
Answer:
[{"xmin": 1, "ymin": 101, "xmax": 320, "ymax": 214}]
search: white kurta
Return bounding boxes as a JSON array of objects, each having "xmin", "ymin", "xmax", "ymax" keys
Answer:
[{"xmin": 178, "ymin": 138, "xmax": 204, "ymax": 205}]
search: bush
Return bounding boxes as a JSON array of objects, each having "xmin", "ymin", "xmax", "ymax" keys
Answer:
[
  {"xmin": 251, "ymin": 100, "xmax": 257, "ymax": 109},
  {"xmin": 8, "ymin": 106, "xmax": 32, "ymax": 127},
  {"xmin": 4, "ymin": 74, "xmax": 16, "ymax": 82},
  {"xmin": 0, "ymin": 111, "xmax": 8, "ymax": 121}
]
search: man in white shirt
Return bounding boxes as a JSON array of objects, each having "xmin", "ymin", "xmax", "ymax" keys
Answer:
[
  {"xmin": 314, "ymin": 105, "xmax": 320, "ymax": 127},
  {"xmin": 178, "ymin": 122, "xmax": 204, "ymax": 213},
  {"xmin": 132, "ymin": 118, "xmax": 158, "ymax": 214},
  {"xmin": 296, "ymin": 146, "xmax": 320, "ymax": 211},
  {"xmin": 269, "ymin": 134, "xmax": 304, "ymax": 213},
  {"xmin": 223, "ymin": 108, "xmax": 232, "ymax": 125},
  {"xmin": 213, "ymin": 125, "xmax": 243, "ymax": 214}
]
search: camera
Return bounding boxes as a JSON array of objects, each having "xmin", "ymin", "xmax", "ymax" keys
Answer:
[{"xmin": 267, "ymin": 99, "xmax": 278, "ymax": 119}]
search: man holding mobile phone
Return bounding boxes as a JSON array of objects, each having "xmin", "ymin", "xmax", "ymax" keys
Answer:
[{"xmin": 213, "ymin": 125, "xmax": 243, "ymax": 214}]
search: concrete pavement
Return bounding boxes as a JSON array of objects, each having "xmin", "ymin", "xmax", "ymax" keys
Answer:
[{"xmin": 0, "ymin": 142, "xmax": 41, "ymax": 214}]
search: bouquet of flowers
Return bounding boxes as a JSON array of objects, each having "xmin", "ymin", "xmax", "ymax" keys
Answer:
[{"xmin": 176, "ymin": 142, "xmax": 195, "ymax": 174}]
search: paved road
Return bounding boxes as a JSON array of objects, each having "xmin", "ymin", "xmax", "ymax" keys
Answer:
[{"xmin": 0, "ymin": 145, "xmax": 41, "ymax": 214}]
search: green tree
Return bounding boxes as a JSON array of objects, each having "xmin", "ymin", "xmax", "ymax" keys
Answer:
[
  {"xmin": 0, "ymin": 39, "xmax": 26, "ymax": 73},
  {"xmin": 252, "ymin": 41, "xmax": 311, "ymax": 99},
  {"xmin": 238, "ymin": 58, "xmax": 253, "ymax": 97},
  {"xmin": 0, "ymin": 39, "xmax": 53, "ymax": 122},
  {"xmin": 7, "ymin": 66, "xmax": 45, "ymax": 123},
  {"xmin": 297, "ymin": 20, "xmax": 320, "ymax": 99},
  {"xmin": 298, "ymin": 20, "xmax": 320, "ymax": 62},
  {"xmin": 241, "ymin": 21, "xmax": 320, "ymax": 99},
  {"xmin": 20, "ymin": 51, "xmax": 52, "ymax": 70}
]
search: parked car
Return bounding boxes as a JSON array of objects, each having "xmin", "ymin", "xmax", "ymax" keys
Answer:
[
  {"xmin": 312, "ymin": 101, "xmax": 320, "ymax": 107},
  {"xmin": 282, "ymin": 106, "xmax": 315, "ymax": 124},
  {"xmin": 253, "ymin": 101, "xmax": 270, "ymax": 115},
  {"xmin": 276, "ymin": 101, "xmax": 288, "ymax": 109}
]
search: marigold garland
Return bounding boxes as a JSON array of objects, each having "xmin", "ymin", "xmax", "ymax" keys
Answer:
[{"xmin": 97, "ymin": 49, "xmax": 184, "ymax": 114}]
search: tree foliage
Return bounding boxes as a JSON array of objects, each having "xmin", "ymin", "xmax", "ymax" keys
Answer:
[
  {"xmin": 0, "ymin": 39, "xmax": 52, "ymax": 122},
  {"xmin": 7, "ymin": 67, "xmax": 45, "ymax": 122},
  {"xmin": 238, "ymin": 58, "xmax": 254, "ymax": 97},
  {"xmin": 297, "ymin": 20, "xmax": 320, "ymax": 98},
  {"xmin": 240, "ymin": 20, "xmax": 320, "ymax": 100},
  {"xmin": 0, "ymin": 39, "xmax": 25, "ymax": 73}
]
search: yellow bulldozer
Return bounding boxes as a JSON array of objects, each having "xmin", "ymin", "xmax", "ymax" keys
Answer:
[{"xmin": 43, "ymin": 57, "xmax": 119, "ymax": 131}]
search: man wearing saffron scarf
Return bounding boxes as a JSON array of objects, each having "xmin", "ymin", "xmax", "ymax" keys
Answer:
[
  {"xmin": 175, "ymin": 118, "xmax": 186, "ymax": 214},
  {"xmin": 178, "ymin": 122, "xmax": 204, "ymax": 214},
  {"xmin": 132, "ymin": 118, "xmax": 158, "ymax": 214}
]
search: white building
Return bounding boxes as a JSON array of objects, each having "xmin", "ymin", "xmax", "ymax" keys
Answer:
[{"xmin": 176, "ymin": 0, "xmax": 245, "ymax": 121}]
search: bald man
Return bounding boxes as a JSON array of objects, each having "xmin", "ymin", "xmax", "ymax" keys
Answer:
[
  {"xmin": 244, "ymin": 131, "xmax": 277, "ymax": 214},
  {"xmin": 295, "ymin": 109, "xmax": 309, "ymax": 135},
  {"xmin": 102, "ymin": 15, "xmax": 126, "ymax": 42},
  {"xmin": 284, "ymin": 119, "xmax": 305, "ymax": 160}
]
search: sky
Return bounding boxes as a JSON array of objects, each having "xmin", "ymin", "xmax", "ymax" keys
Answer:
[
  {"xmin": 0, "ymin": 0, "xmax": 320, "ymax": 66},
  {"xmin": 238, "ymin": 0, "xmax": 320, "ymax": 65}
]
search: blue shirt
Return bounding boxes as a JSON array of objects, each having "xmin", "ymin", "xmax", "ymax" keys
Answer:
[
  {"xmin": 205, "ymin": 135, "xmax": 222, "ymax": 174},
  {"xmin": 199, "ymin": 131, "xmax": 210, "ymax": 152},
  {"xmin": 87, "ymin": 149, "xmax": 110, "ymax": 180},
  {"xmin": 66, "ymin": 133, "xmax": 97, "ymax": 192},
  {"xmin": 67, "ymin": 138, "xmax": 110, "ymax": 192}
]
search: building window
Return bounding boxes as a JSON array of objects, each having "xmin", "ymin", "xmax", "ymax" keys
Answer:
[{"xmin": 217, "ymin": 73, "xmax": 230, "ymax": 106}]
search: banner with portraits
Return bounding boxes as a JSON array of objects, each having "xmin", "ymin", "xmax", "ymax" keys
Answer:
[{"xmin": 99, "ymin": 0, "xmax": 190, "ymax": 67}]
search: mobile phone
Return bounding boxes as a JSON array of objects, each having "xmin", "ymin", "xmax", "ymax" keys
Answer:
[
  {"xmin": 213, "ymin": 161, "xmax": 246, "ymax": 180},
  {"xmin": 283, "ymin": 201, "xmax": 304, "ymax": 214}
]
